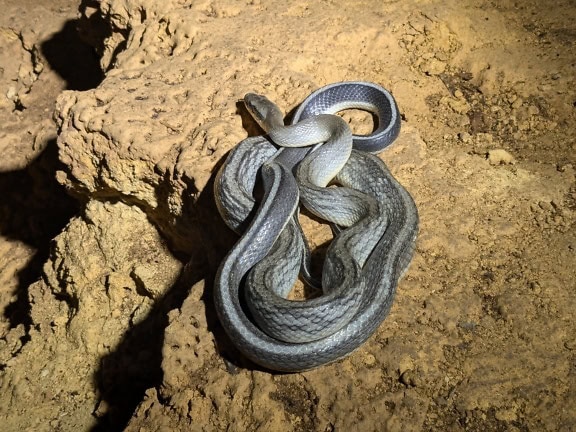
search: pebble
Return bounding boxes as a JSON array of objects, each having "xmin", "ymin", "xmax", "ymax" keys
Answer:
[
  {"xmin": 6, "ymin": 86, "xmax": 17, "ymax": 100},
  {"xmin": 511, "ymin": 97, "xmax": 523, "ymax": 109},
  {"xmin": 495, "ymin": 406, "xmax": 518, "ymax": 422},
  {"xmin": 487, "ymin": 149, "xmax": 516, "ymax": 165},
  {"xmin": 528, "ymin": 105, "xmax": 540, "ymax": 116},
  {"xmin": 398, "ymin": 355, "xmax": 414, "ymax": 375},
  {"xmin": 400, "ymin": 369, "xmax": 418, "ymax": 387},
  {"xmin": 458, "ymin": 131, "xmax": 472, "ymax": 143},
  {"xmin": 422, "ymin": 58, "xmax": 446, "ymax": 75}
]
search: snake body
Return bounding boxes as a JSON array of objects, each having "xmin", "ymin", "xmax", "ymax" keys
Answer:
[{"xmin": 214, "ymin": 82, "xmax": 419, "ymax": 371}]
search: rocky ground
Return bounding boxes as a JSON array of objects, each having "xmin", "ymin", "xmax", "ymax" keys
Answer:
[{"xmin": 0, "ymin": 0, "xmax": 574, "ymax": 431}]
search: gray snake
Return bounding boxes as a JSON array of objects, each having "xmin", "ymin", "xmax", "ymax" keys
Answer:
[{"xmin": 214, "ymin": 81, "xmax": 419, "ymax": 371}]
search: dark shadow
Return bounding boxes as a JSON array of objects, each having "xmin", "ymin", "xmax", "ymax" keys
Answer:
[
  {"xmin": 90, "ymin": 258, "xmax": 205, "ymax": 431},
  {"xmin": 77, "ymin": 1, "xmax": 115, "ymax": 57},
  {"xmin": 90, "ymin": 166, "xmax": 236, "ymax": 431},
  {"xmin": 1, "ymin": 139, "xmax": 79, "ymax": 331},
  {"xmin": 41, "ymin": 18, "xmax": 105, "ymax": 91}
]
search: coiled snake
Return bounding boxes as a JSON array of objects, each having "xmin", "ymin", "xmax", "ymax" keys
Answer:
[{"xmin": 214, "ymin": 81, "xmax": 419, "ymax": 372}]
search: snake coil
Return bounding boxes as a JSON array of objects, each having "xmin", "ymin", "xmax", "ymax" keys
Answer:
[{"xmin": 214, "ymin": 81, "xmax": 419, "ymax": 371}]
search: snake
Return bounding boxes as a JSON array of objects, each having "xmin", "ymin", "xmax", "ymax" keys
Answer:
[{"xmin": 213, "ymin": 81, "xmax": 419, "ymax": 371}]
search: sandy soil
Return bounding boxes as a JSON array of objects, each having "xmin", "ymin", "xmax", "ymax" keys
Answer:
[{"xmin": 0, "ymin": 0, "xmax": 574, "ymax": 431}]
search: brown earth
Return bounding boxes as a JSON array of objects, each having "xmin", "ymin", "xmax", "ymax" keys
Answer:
[{"xmin": 0, "ymin": 0, "xmax": 574, "ymax": 431}]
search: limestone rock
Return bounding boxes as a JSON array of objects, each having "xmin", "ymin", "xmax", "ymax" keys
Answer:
[{"xmin": 1, "ymin": 199, "xmax": 181, "ymax": 431}]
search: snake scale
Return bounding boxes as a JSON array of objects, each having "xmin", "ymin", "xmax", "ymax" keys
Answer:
[{"xmin": 213, "ymin": 81, "xmax": 419, "ymax": 372}]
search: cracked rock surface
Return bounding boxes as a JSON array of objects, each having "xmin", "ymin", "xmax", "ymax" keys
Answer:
[{"xmin": 0, "ymin": 0, "xmax": 575, "ymax": 431}]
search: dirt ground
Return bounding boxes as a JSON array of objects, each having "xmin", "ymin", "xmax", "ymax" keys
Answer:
[{"xmin": 0, "ymin": 0, "xmax": 574, "ymax": 431}]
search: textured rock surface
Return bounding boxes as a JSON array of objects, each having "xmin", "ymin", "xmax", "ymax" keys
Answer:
[
  {"xmin": 1, "ymin": 0, "xmax": 575, "ymax": 431},
  {"xmin": 3, "ymin": 200, "xmax": 181, "ymax": 430}
]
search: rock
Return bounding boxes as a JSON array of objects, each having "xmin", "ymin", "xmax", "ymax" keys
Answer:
[
  {"xmin": 1, "ymin": 199, "xmax": 182, "ymax": 430},
  {"xmin": 422, "ymin": 57, "xmax": 447, "ymax": 75},
  {"xmin": 487, "ymin": 148, "xmax": 516, "ymax": 165}
]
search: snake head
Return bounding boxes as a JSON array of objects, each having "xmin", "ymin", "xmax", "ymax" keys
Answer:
[{"xmin": 244, "ymin": 93, "xmax": 284, "ymax": 131}]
